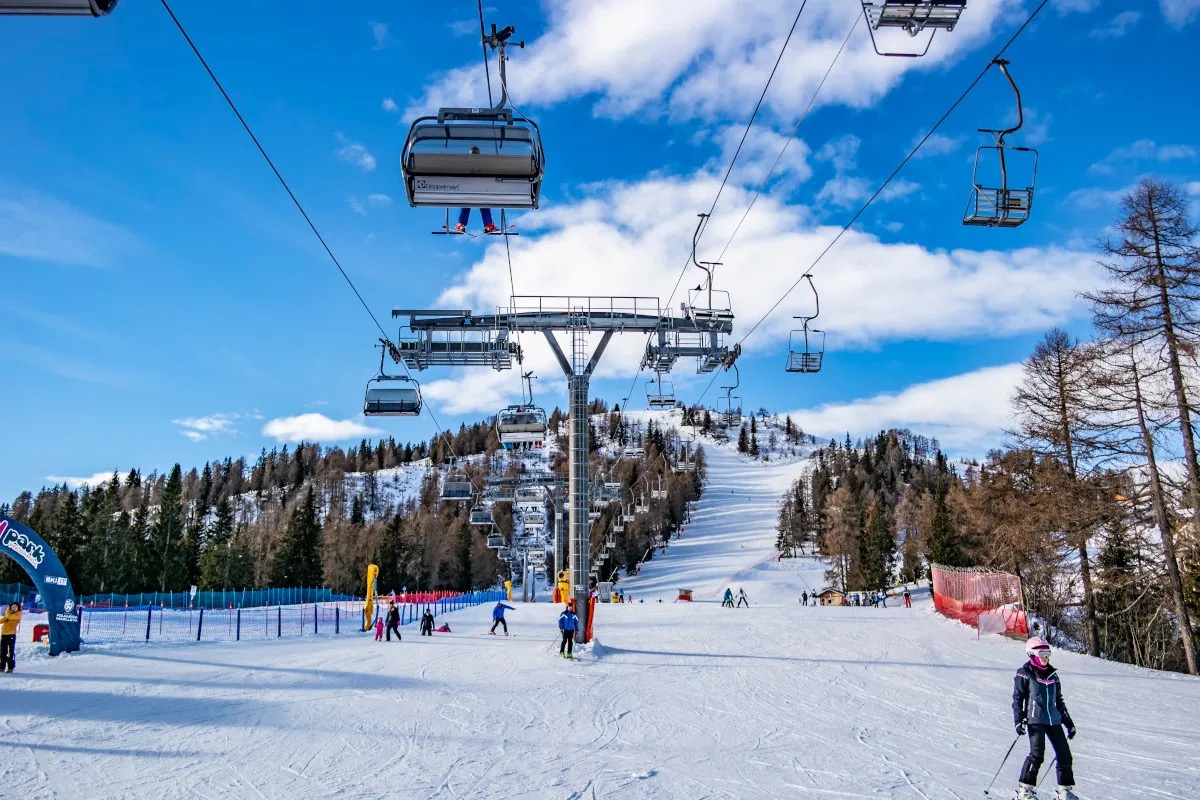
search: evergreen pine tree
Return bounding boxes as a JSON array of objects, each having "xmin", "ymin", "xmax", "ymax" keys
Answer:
[
  {"xmin": 926, "ymin": 489, "xmax": 963, "ymax": 568},
  {"xmin": 153, "ymin": 465, "xmax": 187, "ymax": 591},
  {"xmin": 737, "ymin": 424, "xmax": 749, "ymax": 453},
  {"xmin": 271, "ymin": 486, "xmax": 323, "ymax": 587},
  {"xmin": 200, "ymin": 497, "xmax": 236, "ymax": 589}
]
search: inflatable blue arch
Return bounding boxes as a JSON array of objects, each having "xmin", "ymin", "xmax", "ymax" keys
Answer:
[{"xmin": 0, "ymin": 514, "xmax": 81, "ymax": 656}]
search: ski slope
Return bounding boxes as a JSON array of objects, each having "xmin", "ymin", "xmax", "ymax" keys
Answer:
[{"xmin": 3, "ymin": 440, "xmax": 1199, "ymax": 799}]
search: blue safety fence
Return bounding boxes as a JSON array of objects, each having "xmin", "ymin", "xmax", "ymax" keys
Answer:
[
  {"xmin": 78, "ymin": 586, "xmax": 347, "ymax": 610},
  {"xmin": 78, "ymin": 589, "xmax": 507, "ymax": 644}
]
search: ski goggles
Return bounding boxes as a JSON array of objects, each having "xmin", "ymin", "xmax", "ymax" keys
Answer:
[{"xmin": 1029, "ymin": 648, "xmax": 1051, "ymax": 660}]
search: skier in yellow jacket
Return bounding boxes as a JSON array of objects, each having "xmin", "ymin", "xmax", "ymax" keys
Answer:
[{"xmin": 1, "ymin": 602, "xmax": 21, "ymax": 673}]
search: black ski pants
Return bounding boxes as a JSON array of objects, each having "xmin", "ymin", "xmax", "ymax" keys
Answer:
[
  {"xmin": 386, "ymin": 622, "xmax": 401, "ymax": 641},
  {"xmin": 0, "ymin": 634, "xmax": 14, "ymax": 671},
  {"xmin": 736, "ymin": 597, "xmax": 748, "ymax": 607},
  {"xmin": 491, "ymin": 617, "xmax": 508, "ymax": 634},
  {"xmin": 420, "ymin": 622, "xmax": 433, "ymax": 636},
  {"xmin": 1019, "ymin": 723, "xmax": 1074, "ymax": 787},
  {"xmin": 560, "ymin": 630, "xmax": 574, "ymax": 655}
]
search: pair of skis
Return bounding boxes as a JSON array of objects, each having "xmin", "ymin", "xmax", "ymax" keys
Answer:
[{"xmin": 433, "ymin": 225, "xmax": 518, "ymax": 238}]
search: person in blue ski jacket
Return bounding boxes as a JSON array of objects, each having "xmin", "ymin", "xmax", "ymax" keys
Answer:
[
  {"xmin": 490, "ymin": 602, "xmax": 515, "ymax": 635},
  {"xmin": 1012, "ymin": 637, "xmax": 1078, "ymax": 800},
  {"xmin": 722, "ymin": 588, "xmax": 734, "ymax": 608},
  {"xmin": 558, "ymin": 604, "xmax": 579, "ymax": 658}
]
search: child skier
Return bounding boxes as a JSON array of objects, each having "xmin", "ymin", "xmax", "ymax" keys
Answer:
[
  {"xmin": 490, "ymin": 601, "xmax": 515, "ymax": 635},
  {"xmin": 374, "ymin": 615, "xmax": 384, "ymax": 641},
  {"xmin": 903, "ymin": 588, "xmax": 912, "ymax": 608},
  {"xmin": 1012, "ymin": 637, "xmax": 1078, "ymax": 800},
  {"xmin": 558, "ymin": 603, "xmax": 579, "ymax": 658},
  {"xmin": 420, "ymin": 607, "xmax": 435, "ymax": 636}
]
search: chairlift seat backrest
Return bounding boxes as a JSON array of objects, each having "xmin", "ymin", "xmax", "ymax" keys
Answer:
[
  {"xmin": 363, "ymin": 383, "xmax": 421, "ymax": 417},
  {"xmin": 865, "ymin": 1, "xmax": 966, "ymax": 32}
]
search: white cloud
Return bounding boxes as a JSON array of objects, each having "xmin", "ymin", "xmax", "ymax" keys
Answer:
[
  {"xmin": 1064, "ymin": 185, "xmax": 1132, "ymax": 210},
  {"xmin": 785, "ymin": 363, "xmax": 1024, "ymax": 455},
  {"xmin": 1089, "ymin": 10, "xmax": 1142, "ymax": 39},
  {"xmin": 405, "ymin": 0, "xmax": 1015, "ymax": 123},
  {"xmin": 912, "ymin": 133, "xmax": 961, "ymax": 159},
  {"xmin": 448, "ymin": 19, "xmax": 477, "ymax": 37},
  {"xmin": 334, "ymin": 133, "xmax": 377, "ymax": 172},
  {"xmin": 348, "ymin": 193, "xmax": 393, "ymax": 216},
  {"xmin": 0, "ymin": 187, "xmax": 139, "ymax": 268},
  {"xmin": 262, "ymin": 413, "xmax": 384, "ymax": 443},
  {"xmin": 171, "ymin": 413, "xmax": 251, "ymax": 441},
  {"xmin": 433, "ymin": 172, "xmax": 1101, "ymax": 364},
  {"xmin": 381, "ymin": 97, "xmax": 399, "ymax": 113},
  {"xmin": 1160, "ymin": 0, "xmax": 1200, "ymax": 28},
  {"xmin": 45, "ymin": 471, "xmax": 116, "ymax": 490},
  {"xmin": 707, "ymin": 125, "xmax": 814, "ymax": 189},
  {"xmin": 371, "ymin": 22, "xmax": 390, "ymax": 50},
  {"xmin": 1089, "ymin": 139, "xmax": 1197, "ymax": 175}
]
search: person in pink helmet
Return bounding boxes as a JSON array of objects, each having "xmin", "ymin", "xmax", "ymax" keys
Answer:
[{"xmin": 1011, "ymin": 637, "xmax": 1078, "ymax": 800}]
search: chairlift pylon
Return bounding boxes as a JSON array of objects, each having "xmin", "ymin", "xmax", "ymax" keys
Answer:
[
  {"xmin": 964, "ymin": 58, "xmax": 1038, "ymax": 228},
  {"xmin": 786, "ymin": 274, "xmax": 825, "ymax": 374},
  {"xmin": 860, "ymin": 1, "xmax": 966, "ymax": 57},
  {"xmin": 363, "ymin": 340, "xmax": 423, "ymax": 417},
  {"xmin": 400, "ymin": 22, "xmax": 545, "ymax": 210}
]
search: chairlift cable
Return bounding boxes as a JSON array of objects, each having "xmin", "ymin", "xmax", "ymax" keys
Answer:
[
  {"xmin": 715, "ymin": 12, "xmax": 859, "ymax": 263},
  {"xmin": 158, "ymin": 0, "xmax": 389, "ymax": 344},
  {"xmin": 619, "ymin": 0, "xmax": 810, "ymax": 412},
  {"xmin": 159, "ymin": 0, "xmax": 477, "ymax": 484},
  {"xmin": 478, "ymin": 0, "xmax": 528, "ymax": 388},
  {"xmin": 687, "ymin": 0, "xmax": 1052, "ymax": 408}
]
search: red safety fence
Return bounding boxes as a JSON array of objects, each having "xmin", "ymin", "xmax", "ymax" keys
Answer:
[{"xmin": 930, "ymin": 564, "xmax": 1028, "ymax": 636}]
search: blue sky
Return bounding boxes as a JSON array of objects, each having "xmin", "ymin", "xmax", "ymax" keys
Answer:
[{"xmin": 2, "ymin": 0, "xmax": 1199, "ymax": 500}]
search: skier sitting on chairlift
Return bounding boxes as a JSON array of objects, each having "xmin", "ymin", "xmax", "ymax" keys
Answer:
[{"xmin": 454, "ymin": 146, "xmax": 498, "ymax": 234}]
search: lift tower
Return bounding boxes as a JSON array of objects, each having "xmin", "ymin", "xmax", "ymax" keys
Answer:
[{"xmin": 391, "ymin": 296, "xmax": 734, "ymax": 640}]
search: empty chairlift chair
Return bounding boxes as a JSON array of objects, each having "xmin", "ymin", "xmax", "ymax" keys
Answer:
[
  {"xmin": 964, "ymin": 58, "xmax": 1038, "ymax": 228},
  {"xmin": 861, "ymin": 1, "xmax": 966, "ymax": 57},
  {"xmin": 441, "ymin": 477, "xmax": 474, "ymax": 502},
  {"xmin": 363, "ymin": 345, "xmax": 422, "ymax": 416},
  {"xmin": 470, "ymin": 504, "xmax": 494, "ymax": 526},
  {"xmin": 786, "ymin": 274, "xmax": 825, "ymax": 374},
  {"xmin": 646, "ymin": 375, "xmax": 676, "ymax": 409}
]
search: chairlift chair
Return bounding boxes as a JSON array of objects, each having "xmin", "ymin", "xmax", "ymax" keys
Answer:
[
  {"xmin": 650, "ymin": 476, "xmax": 667, "ymax": 500},
  {"xmin": 470, "ymin": 504, "xmax": 494, "ymax": 526},
  {"xmin": 635, "ymin": 494, "xmax": 649, "ymax": 514},
  {"xmin": 861, "ymin": 1, "xmax": 966, "ymax": 57},
  {"xmin": 497, "ymin": 404, "xmax": 548, "ymax": 447},
  {"xmin": 964, "ymin": 58, "xmax": 1038, "ymax": 228},
  {"xmin": 718, "ymin": 362, "xmax": 742, "ymax": 427},
  {"xmin": 684, "ymin": 213, "xmax": 735, "ymax": 321},
  {"xmin": 0, "ymin": 0, "xmax": 119, "ymax": 15},
  {"xmin": 363, "ymin": 344, "xmax": 422, "ymax": 416},
  {"xmin": 487, "ymin": 533, "xmax": 507, "ymax": 549},
  {"xmin": 785, "ymin": 274, "xmax": 825, "ymax": 374},
  {"xmin": 400, "ymin": 24, "xmax": 544, "ymax": 210},
  {"xmin": 646, "ymin": 374, "xmax": 676, "ymax": 410},
  {"xmin": 440, "ymin": 476, "xmax": 474, "ymax": 502}
]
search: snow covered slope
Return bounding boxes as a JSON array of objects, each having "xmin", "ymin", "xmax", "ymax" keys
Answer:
[{"xmin": 3, "ymin": 433, "xmax": 1199, "ymax": 800}]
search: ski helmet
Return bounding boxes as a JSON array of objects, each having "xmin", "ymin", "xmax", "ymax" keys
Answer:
[{"xmin": 1025, "ymin": 636, "xmax": 1051, "ymax": 660}]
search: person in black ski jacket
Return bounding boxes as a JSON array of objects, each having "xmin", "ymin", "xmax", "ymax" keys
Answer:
[
  {"xmin": 420, "ymin": 607, "xmax": 435, "ymax": 636},
  {"xmin": 385, "ymin": 603, "xmax": 401, "ymax": 642},
  {"xmin": 1012, "ymin": 637, "xmax": 1077, "ymax": 800}
]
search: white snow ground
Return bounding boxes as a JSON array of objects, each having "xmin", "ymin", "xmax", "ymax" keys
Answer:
[{"xmin": 2, "ymin": 438, "xmax": 1199, "ymax": 799}]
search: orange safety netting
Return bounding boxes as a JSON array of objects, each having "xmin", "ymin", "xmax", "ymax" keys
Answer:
[{"xmin": 930, "ymin": 565, "xmax": 1028, "ymax": 636}]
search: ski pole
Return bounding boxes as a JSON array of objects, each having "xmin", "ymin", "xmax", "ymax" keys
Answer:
[
  {"xmin": 983, "ymin": 734, "xmax": 1022, "ymax": 796},
  {"xmin": 1037, "ymin": 757, "xmax": 1057, "ymax": 789}
]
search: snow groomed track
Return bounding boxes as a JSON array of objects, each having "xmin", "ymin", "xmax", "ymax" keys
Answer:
[{"xmin": 2, "ymin": 438, "xmax": 1198, "ymax": 799}]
